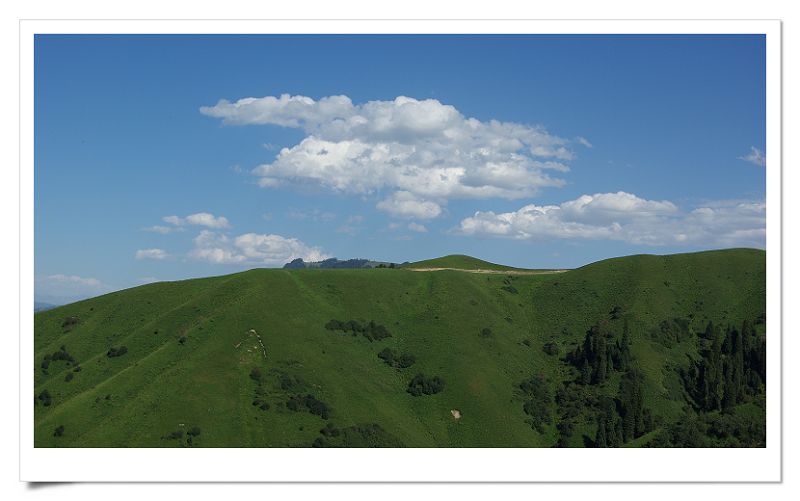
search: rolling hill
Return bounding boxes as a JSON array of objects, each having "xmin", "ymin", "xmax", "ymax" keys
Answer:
[{"xmin": 33, "ymin": 248, "xmax": 766, "ymax": 448}]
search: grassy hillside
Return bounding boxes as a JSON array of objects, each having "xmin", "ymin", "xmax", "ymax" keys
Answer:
[
  {"xmin": 33, "ymin": 248, "xmax": 766, "ymax": 448},
  {"xmin": 402, "ymin": 254, "xmax": 538, "ymax": 271}
]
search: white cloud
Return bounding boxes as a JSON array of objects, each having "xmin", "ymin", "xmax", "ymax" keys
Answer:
[
  {"xmin": 163, "ymin": 212, "xmax": 230, "ymax": 229},
  {"xmin": 201, "ymin": 94, "xmax": 588, "ymax": 218},
  {"xmin": 135, "ymin": 248, "xmax": 169, "ymax": 260},
  {"xmin": 739, "ymin": 146, "xmax": 766, "ymax": 167},
  {"xmin": 376, "ymin": 191, "xmax": 443, "ymax": 219},
  {"xmin": 45, "ymin": 274, "xmax": 102, "ymax": 287},
  {"xmin": 189, "ymin": 230, "xmax": 329, "ymax": 266},
  {"xmin": 143, "ymin": 225, "xmax": 179, "ymax": 234},
  {"xmin": 407, "ymin": 222, "xmax": 428, "ymax": 233},
  {"xmin": 455, "ymin": 192, "xmax": 765, "ymax": 248}
]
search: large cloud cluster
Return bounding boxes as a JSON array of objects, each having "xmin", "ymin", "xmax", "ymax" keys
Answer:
[
  {"xmin": 201, "ymin": 94, "xmax": 581, "ymax": 218},
  {"xmin": 456, "ymin": 192, "xmax": 765, "ymax": 247}
]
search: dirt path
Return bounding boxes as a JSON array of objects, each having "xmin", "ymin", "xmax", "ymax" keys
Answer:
[{"xmin": 404, "ymin": 267, "xmax": 569, "ymax": 275}]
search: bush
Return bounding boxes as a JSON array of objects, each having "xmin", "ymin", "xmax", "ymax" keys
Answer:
[
  {"xmin": 249, "ymin": 367, "xmax": 262, "ymax": 382},
  {"xmin": 187, "ymin": 426, "xmax": 201, "ymax": 437},
  {"xmin": 480, "ymin": 327, "xmax": 493, "ymax": 338},
  {"xmin": 407, "ymin": 374, "xmax": 445, "ymax": 396},
  {"xmin": 377, "ymin": 348, "xmax": 416, "ymax": 369},
  {"xmin": 161, "ymin": 430, "xmax": 183, "ymax": 440},
  {"xmin": 106, "ymin": 346, "xmax": 128, "ymax": 358},
  {"xmin": 53, "ymin": 425, "xmax": 65, "ymax": 437},
  {"xmin": 64, "ymin": 372, "xmax": 74, "ymax": 382},
  {"xmin": 38, "ymin": 389, "xmax": 52, "ymax": 407},
  {"xmin": 178, "ymin": 336, "xmax": 188, "ymax": 345},
  {"xmin": 286, "ymin": 394, "xmax": 331, "ymax": 419},
  {"xmin": 543, "ymin": 341, "xmax": 560, "ymax": 356},
  {"xmin": 61, "ymin": 317, "xmax": 79, "ymax": 331}
]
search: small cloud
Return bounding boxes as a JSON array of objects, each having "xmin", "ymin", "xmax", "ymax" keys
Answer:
[
  {"xmin": 407, "ymin": 222, "xmax": 427, "ymax": 233},
  {"xmin": 739, "ymin": 146, "xmax": 766, "ymax": 167},
  {"xmin": 576, "ymin": 136, "xmax": 593, "ymax": 148},
  {"xmin": 135, "ymin": 248, "xmax": 168, "ymax": 260},
  {"xmin": 163, "ymin": 212, "xmax": 231, "ymax": 229},
  {"xmin": 143, "ymin": 225, "xmax": 178, "ymax": 234},
  {"xmin": 45, "ymin": 274, "xmax": 102, "ymax": 287}
]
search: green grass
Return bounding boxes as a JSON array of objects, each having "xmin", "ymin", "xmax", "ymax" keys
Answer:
[
  {"xmin": 401, "ymin": 254, "xmax": 545, "ymax": 271},
  {"xmin": 33, "ymin": 248, "xmax": 765, "ymax": 447}
]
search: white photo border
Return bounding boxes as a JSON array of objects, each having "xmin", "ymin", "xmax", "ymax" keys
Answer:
[{"xmin": 19, "ymin": 19, "xmax": 782, "ymax": 482}]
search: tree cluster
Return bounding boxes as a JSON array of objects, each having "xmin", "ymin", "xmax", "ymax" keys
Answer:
[
  {"xmin": 325, "ymin": 319, "xmax": 392, "ymax": 342},
  {"xmin": 681, "ymin": 320, "xmax": 766, "ymax": 413},
  {"xmin": 106, "ymin": 346, "xmax": 128, "ymax": 358},
  {"xmin": 286, "ymin": 394, "xmax": 331, "ymax": 419},
  {"xmin": 517, "ymin": 374, "xmax": 553, "ymax": 433},
  {"xmin": 565, "ymin": 321, "xmax": 631, "ymax": 385},
  {"xmin": 407, "ymin": 374, "xmax": 445, "ymax": 396},
  {"xmin": 377, "ymin": 348, "xmax": 416, "ymax": 369}
]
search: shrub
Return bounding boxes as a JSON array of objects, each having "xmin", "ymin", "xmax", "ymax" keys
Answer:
[
  {"xmin": 61, "ymin": 317, "xmax": 79, "ymax": 331},
  {"xmin": 377, "ymin": 348, "xmax": 415, "ymax": 368},
  {"xmin": 107, "ymin": 346, "xmax": 128, "ymax": 358},
  {"xmin": 38, "ymin": 389, "xmax": 52, "ymax": 407},
  {"xmin": 407, "ymin": 374, "xmax": 445, "ymax": 396},
  {"xmin": 53, "ymin": 425, "xmax": 65, "ymax": 437},
  {"xmin": 543, "ymin": 341, "xmax": 560, "ymax": 356},
  {"xmin": 320, "ymin": 422, "xmax": 340, "ymax": 437},
  {"xmin": 64, "ymin": 373, "xmax": 74, "ymax": 382},
  {"xmin": 480, "ymin": 327, "xmax": 493, "ymax": 338},
  {"xmin": 249, "ymin": 367, "xmax": 263, "ymax": 382},
  {"xmin": 187, "ymin": 426, "xmax": 201, "ymax": 437},
  {"xmin": 161, "ymin": 430, "xmax": 183, "ymax": 440}
]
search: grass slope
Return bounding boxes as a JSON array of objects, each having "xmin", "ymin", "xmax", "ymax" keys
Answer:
[
  {"xmin": 33, "ymin": 248, "xmax": 765, "ymax": 447},
  {"xmin": 402, "ymin": 254, "xmax": 538, "ymax": 271}
]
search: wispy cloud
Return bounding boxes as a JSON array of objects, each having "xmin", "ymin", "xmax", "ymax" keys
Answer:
[
  {"xmin": 135, "ymin": 248, "xmax": 169, "ymax": 260},
  {"xmin": 739, "ymin": 146, "xmax": 766, "ymax": 167}
]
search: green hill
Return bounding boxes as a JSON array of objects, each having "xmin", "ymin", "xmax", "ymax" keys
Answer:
[
  {"xmin": 402, "ymin": 254, "xmax": 539, "ymax": 271},
  {"xmin": 33, "ymin": 248, "xmax": 766, "ymax": 448}
]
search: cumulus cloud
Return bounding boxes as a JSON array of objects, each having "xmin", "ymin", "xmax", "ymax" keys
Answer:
[
  {"xmin": 189, "ymin": 230, "xmax": 329, "ymax": 265},
  {"xmin": 376, "ymin": 191, "xmax": 443, "ymax": 219},
  {"xmin": 407, "ymin": 222, "xmax": 428, "ymax": 233},
  {"xmin": 135, "ymin": 248, "xmax": 168, "ymax": 260},
  {"xmin": 455, "ymin": 192, "xmax": 765, "ymax": 248},
  {"xmin": 163, "ymin": 212, "xmax": 230, "ymax": 229},
  {"xmin": 201, "ymin": 94, "xmax": 587, "ymax": 218},
  {"xmin": 739, "ymin": 146, "xmax": 766, "ymax": 167}
]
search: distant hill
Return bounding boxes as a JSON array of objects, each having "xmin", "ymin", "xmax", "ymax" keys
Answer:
[
  {"xmin": 34, "ymin": 248, "xmax": 765, "ymax": 448},
  {"xmin": 284, "ymin": 257, "xmax": 397, "ymax": 269},
  {"xmin": 34, "ymin": 302, "xmax": 58, "ymax": 313},
  {"xmin": 402, "ymin": 254, "xmax": 539, "ymax": 271}
]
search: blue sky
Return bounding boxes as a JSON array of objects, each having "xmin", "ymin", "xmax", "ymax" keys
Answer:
[{"xmin": 34, "ymin": 34, "xmax": 766, "ymax": 303}]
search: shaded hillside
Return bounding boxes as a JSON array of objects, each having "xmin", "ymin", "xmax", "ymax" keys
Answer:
[{"xmin": 33, "ymin": 249, "xmax": 766, "ymax": 448}]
